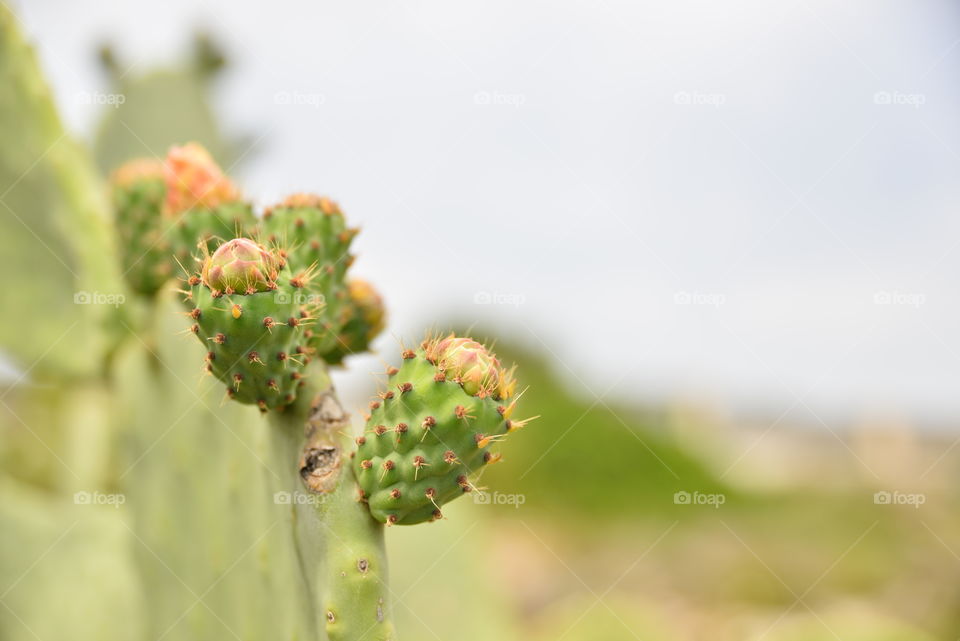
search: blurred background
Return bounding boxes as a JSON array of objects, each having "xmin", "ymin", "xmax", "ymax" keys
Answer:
[{"xmin": 3, "ymin": 1, "xmax": 960, "ymax": 640}]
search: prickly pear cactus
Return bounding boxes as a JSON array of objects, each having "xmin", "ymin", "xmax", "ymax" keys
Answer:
[
  {"xmin": 322, "ymin": 278, "xmax": 386, "ymax": 365},
  {"xmin": 107, "ymin": 140, "xmax": 531, "ymax": 639},
  {"xmin": 110, "ymin": 159, "xmax": 169, "ymax": 296},
  {"xmin": 353, "ymin": 334, "xmax": 528, "ymax": 525},
  {"xmin": 260, "ymin": 194, "xmax": 357, "ymax": 357},
  {"xmin": 186, "ymin": 237, "xmax": 317, "ymax": 411}
]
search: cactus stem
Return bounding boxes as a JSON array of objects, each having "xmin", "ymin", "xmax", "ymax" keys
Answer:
[{"xmin": 270, "ymin": 372, "xmax": 395, "ymax": 640}]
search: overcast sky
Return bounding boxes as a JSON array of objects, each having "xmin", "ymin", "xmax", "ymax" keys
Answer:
[{"xmin": 13, "ymin": 0, "xmax": 960, "ymax": 426}]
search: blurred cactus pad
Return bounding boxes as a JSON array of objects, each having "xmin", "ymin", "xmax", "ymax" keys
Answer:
[
  {"xmin": 0, "ymin": 5, "xmax": 957, "ymax": 641},
  {"xmin": 93, "ymin": 33, "xmax": 247, "ymax": 172}
]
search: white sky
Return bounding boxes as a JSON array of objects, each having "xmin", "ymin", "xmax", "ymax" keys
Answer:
[{"xmin": 12, "ymin": 0, "xmax": 960, "ymax": 425}]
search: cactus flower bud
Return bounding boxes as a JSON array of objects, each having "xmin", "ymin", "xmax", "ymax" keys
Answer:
[
  {"xmin": 164, "ymin": 143, "xmax": 238, "ymax": 215},
  {"xmin": 202, "ymin": 238, "xmax": 279, "ymax": 294},
  {"xmin": 110, "ymin": 157, "xmax": 164, "ymax": 187},
  {"xmin": 349, "ymin": 279, "xmax": 385, "ymax": 338},
  {"xmin": 427, "ymin": 335, "xmax": 507, "ymax": 397}
]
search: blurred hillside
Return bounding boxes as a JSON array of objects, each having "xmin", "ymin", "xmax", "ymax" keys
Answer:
[{"xmin": 377, "ymin": 331, "xmax": 960, "ymax": 641}]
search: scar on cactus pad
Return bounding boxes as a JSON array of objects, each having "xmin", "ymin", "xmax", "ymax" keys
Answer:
[
  {"xmin": 187, "ymin": 237, "xmax": 321, "ymax": 412},
  {"xmin": 354, "ymin": 334, "xmax": 536, "ymax": 525}
]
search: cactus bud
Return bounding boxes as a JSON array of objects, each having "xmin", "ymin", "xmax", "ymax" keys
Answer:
[
  {"xmin": 426, "ymin": 335, "xmax": 503, "ymax": 397},
  {"xmin": 164, "ymin": 142, "xmax": 238, "ymax": 215},
  {"xmin": 110, "ymin": 157, "xmax": 164, "ymax": 187},
  {"xmin": 349, "ymin": 279, "xmax": 386, "ymax": 336},
  {"xmin": 321, "ymin": 278, "xmax": 387, "ymax": 365},
  {"xmin": 202, "ymin": 238, "xmax": 279, "ymax": 294}
]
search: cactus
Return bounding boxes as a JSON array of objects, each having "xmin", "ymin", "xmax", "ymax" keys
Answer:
[
  {"xmin": 354, "ymin": 334, "xmax": 529, "ymax": 525},
  {"xmin": 3, "ymin": 10, "xmax": 530, "ymax": 628},
  {"xmin": 159, "ymin": 142, "xmax": 528, "ymax": 637},
  {"xmin": 0, "ymin": 3, "xmax": 126, "ymax": 379}
]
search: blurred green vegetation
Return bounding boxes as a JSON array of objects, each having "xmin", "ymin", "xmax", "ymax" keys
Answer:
[{"xmin": 477, "ymin": 339, "xmax": 729, "ymax": 520}]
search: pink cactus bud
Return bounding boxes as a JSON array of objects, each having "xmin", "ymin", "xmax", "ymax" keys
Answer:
[
  {"xmin": 426, "ymin": 334, "xmax": 510, "ymax": 397},
  {"xmin": 163, "ymin": 143, "xmax": 238, "ymax": 215},
  {"xmin": 110, "ymin": 157, "xmax": 164, "ymax": 186},
  {"xmin": 202, "ymin": 238, "xmax": 279, "ymax": 294}
]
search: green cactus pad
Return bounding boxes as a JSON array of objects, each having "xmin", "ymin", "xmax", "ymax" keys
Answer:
[
  {"xmin": 187, "ymin": 239, "xmax": 318, "ymax": 411},
  {"xmin": 353, "ymin": 336, "xmax": 521, "ymax": 525},
  {"xmin": 260, "ymin": 194, "xmax": 357, "ymax": 358},
  {"xmin": 111, "ymin": 160, "xmax": 170, "ymax": 296}
]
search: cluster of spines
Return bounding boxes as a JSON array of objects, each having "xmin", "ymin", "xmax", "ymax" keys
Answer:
[{"xmin": 352, "ymin": 335, "xmax": 532, "ymax": 525}]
